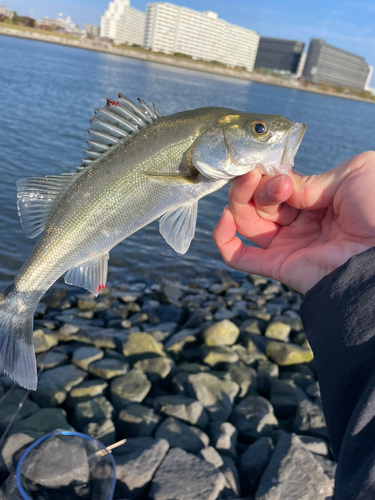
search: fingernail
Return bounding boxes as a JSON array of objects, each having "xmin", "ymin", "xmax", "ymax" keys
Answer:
[{"xmin": 267, "ymin": 175, "xmax": 286, "ymax": 195}]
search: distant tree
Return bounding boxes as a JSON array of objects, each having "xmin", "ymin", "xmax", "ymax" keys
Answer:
[
  {"xmin": 19, "ymin": 16, "xmax": 35, "ymax": 28},
  {"xmin": 11, "ymin": 11, "xmax": 19, "ymax": 24}
]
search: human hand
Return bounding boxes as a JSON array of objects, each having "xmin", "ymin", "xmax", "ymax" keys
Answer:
[{"xmin": 213, "ymin": 151, "xmax": 375, "ymax": 294}]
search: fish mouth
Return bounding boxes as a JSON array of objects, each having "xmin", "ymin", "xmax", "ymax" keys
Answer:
[{"xmin": 280, "ymin": 122, "xmax": 306, "ymax": 171}]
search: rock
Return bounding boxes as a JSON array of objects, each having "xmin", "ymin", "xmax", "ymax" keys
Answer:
[
  {"xmin": 32, "ymin": 365, "xmax": 87, "ymax": 407},
  {"xmin": 299, "ymin": 436, "xmax": 330, "ymax": 457},
  {"xmin": 36, "ymin": 351, "xmax": 68, "ymax": 369},
  {"xmin": 110, "ymin": 369, "xmax": 151, "ymax": 411},
  {"xmin": 73, "ymin": 325, "xmax": 122, "ymax": 349},
  {"xmin": 213, "ymin": 308, "xmax": 237, "ymax": 321},
  {"xmin": 203, "ymin": 320, "xmax": 240, "ymax": 346},
  {"xmin": 209, "ymin": 421, "xmax": 237, "ymax": 458},
  {"xmin": 133, "ymin": 357, "xmax": 174, "ymax": 382},
  {"xmin": 142, "ymin": 322, "xmax": 177, "ymax": 342},
  {"xmin": 67, "ymin": 379, "xmax": 108, "ymax": 406},
  {"xmin": 198, "ymin": 446, "xmax": 224, "ymax": 468},
  {"xmin": 0, "ymin": 389, "xmax": 40, "ymax": 434},
  {"xmin": 83, "ymin": 419, "xmax": 116, "ymax": 447},
  {"xmin": 32, "ymin": 329, "xmax": 58, "ymax": 353},
  {"xmin": 156, "ymin": 304, "xmax": 185, "ymax": 324},
  {"xmin": 186, "ymin": 373, "xmax": 239, "ymax": 421},
  {"xmin": 87, "ymin": 357, "xmax": 129, "ymax": 379},
  {"xmin": 8, "ymin": 408, "xmax": 72, "ymax": 439},
  {"xmin": 264, "ymin": 320, "xmax": 291, "ymax": 342},
  {"xmin": 240, "ymin": 318, "xmax": 265, "ymax": 335},
  {"xmin": 153, "ymin": 395, "xmax": 209, "ymax": 428},
  {"xmin": 313, "ymin": 455, "xmax": 337, "ymax": 480},
  {"xmin": 220, "ymin": 456, "xmax": 241, "ymax": 498},
  {"xmin": 0, "ymin": 433, "xmax": 35, "ymax": 479},
  {"xmin": 227, "ymin": 363, "xmax": 257, "ymax": 398},
  {"xmin": 231, "ymin": 395, "xmax": 278, "ymax": 441},
  {"xmin": 22, "ymin": 433, "xmax": 89, "ymax": 489},
  {"xmin": 77, "ymin": 296, "xmax": 97, "ymax": 310},
  {"xmin": 255, "ymin": 432, "xmax": 333, "ymax": 499},
  {"xmin": 71, "ymin": 345, "xmax": 104, "ymax": 370},
  {"xmin": 239, "ymin": 437, "xmax": 273, "ymax": 495},
  {"xmin": 164, "ymin": 328, "xmax": 200, "ymax": 354},
  {"xmin": 232, "ymin": 344, "xmax": 266, "ymax": 365},
  {"xmin": 256, "ymin": 359, "xmax": 279, "ymax": 394},
  {"xmin": 154, "ymin": 281, "xmax": 183, "ymax": 307},
  {"xmin": 155, "ymin": 417, "xmax": 208, "ymax": 454},
  {"xmin": 115, "ymin": 438, "xmax": 169, "ymax": 499},
  {"xmin": 292, "ymin": 399, "xmax": 329, "ymax": 440},
  {"xmin": 266, "ymin": 341, "xmax": 314, "ymax": 365},
  {"xmin": 122, "ymin": 332, "xmax": 165, "ymax": 362},
  {"xmin": 117, "ymin": 404, "xmax": 161, "ymax": 438},
  {"xmin": 201, "ymin": 346, "xmax": 239, "ymax": 368},
  {"xmin": 72, "ymin": 396, "xmax": 115, "ymax": 431},
  {"xmin": 305, "ymin": 381, "xmax": 321, "ymax": 399},
  {"xmin": 269, "ymin": 379, "xmax": 306, "ymax": 419},
  {"xmin": 149, "ymin": 447, "xmax": 226, "ymax": 500}
]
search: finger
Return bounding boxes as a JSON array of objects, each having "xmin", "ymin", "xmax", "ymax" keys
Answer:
[
  {"xmin": 213, "ymin": 206, "xmax": 265, "ymax": 275},
  {"xmin": 253, "ymin": 174, "xmax": 300, "ymax": 225}
]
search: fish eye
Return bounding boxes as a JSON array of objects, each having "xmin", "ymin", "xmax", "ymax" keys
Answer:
[{"xmin": 249, "ymin": 120, "xmax": 269, "ymax": 138}]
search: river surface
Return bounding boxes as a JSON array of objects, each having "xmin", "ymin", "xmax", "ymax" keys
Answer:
[{"xmin": 1, "ymin": 35, "xmax": 375, "ymax": 288}]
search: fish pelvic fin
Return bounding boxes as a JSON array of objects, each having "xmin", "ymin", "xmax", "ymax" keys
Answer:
[
  {"xmin": 64, "ymin": 254, "xmax": 109, "ymax": 296},
  {"xmin": 0, "ymin": 285, "xmax": 37, "ymax": 390},
  {"xmin": 159, "ymin": 201, "xmax": 198, "ymax": 254}
]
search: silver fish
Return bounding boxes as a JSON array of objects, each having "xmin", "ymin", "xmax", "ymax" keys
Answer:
[{"xmin": 0, "ymin": 95, "xmax": 306, "ymax": 390}]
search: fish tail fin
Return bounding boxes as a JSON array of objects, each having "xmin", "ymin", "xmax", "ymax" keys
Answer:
[{"xmin": 0, "ymin": 285, "xmax": 37, "ymax": 390}]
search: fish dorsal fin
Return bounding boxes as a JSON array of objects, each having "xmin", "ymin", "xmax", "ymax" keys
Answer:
[
  {"xmin": 159, "ymin": 201, "xmax": 198, "ymax": 255},
  {"xmin": 64, "ymin": 254, "xmax": 109, "ymax": 296},
  {"xmin": 17, "ymin": 174, "xmax": 76, "ymax": 238},
  {"xmin": 79, "ymin": 95, "xmax": 162, "ymax": 172}
]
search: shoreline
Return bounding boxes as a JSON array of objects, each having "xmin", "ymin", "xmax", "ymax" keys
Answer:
[{"xmin": 1, "ymin": 26, "xmax": 374, "ymax": 105}]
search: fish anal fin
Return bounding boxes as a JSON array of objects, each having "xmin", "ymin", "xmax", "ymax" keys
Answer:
[
  {"xmin": 64, "ymin": 254, "xmax": 109, "ymax": 296},
  {"xmin": 17, "ymin": 174, "xmax": 76, "ymax": 239},
  {"xmin": 159, "ymin": 201, "xmax": 198, "ymax": 254}
]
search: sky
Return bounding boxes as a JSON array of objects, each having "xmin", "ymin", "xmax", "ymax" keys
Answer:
[{"xmin": 8, "ymin": 0, "xmax": 375, "ymax": 86}]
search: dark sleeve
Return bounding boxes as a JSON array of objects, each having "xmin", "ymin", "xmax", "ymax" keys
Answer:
[{"xmin": 300, "ymin": 247, "xmax": 375, "ymax": 500}]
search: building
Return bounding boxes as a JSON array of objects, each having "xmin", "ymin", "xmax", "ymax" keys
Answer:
[
  {"xmin": 144, "ymin": 3, "xmax": 259, "ymax": 71},
  {"xmin": 100, "ymin": 0, "xmax": 145, "ymax": 46},
  {"xmin": 0, "ymin": 5, "xmax": 13, "ymax": 17},
  {"xmin": 254, "ymin": 37, "xmax": 305, "ymax": 74},
  {"xmin": 302, "ymin": 39, "xmax": 372, "ymax": 91},
  {"xmin": 365, "ymin": 66, "xmax": 374, "ymax": 90},
  {"xmin": 84, "ymin": 24, "xmax": 100, "ymax": 37},
  {"xmin": 295, "ymin": 52, "xmax": 306, "ymax": 78},
  {"xmin": 36, "ymin": 14, "xmax": 80, "ymax": 34}
]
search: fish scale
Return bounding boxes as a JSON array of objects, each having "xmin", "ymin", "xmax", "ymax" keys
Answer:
[{"xmin": 0, "ymin": 94, "xmax": 306, "ymax": 390}]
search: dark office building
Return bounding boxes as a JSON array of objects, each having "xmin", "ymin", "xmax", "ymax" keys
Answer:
[
  {"xmin": 254, "ymin": 37, "xmax": 305, "ymax": 73},
  {"xmin": 302, "ymin": 38, "xmax": 371, "ymax": 91}
]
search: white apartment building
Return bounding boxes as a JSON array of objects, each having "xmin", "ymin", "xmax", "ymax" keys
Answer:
[
  {"xmin": 144, "ymin": 3, "xmax": 259, "ymax": 71},
  {"xmin": 100, "ymin": 0, "xmax": 145, "ymax": 46},
  {"xmin": 365, "ymin": 66, "xmax": 374, "ymax": 90},
  {"xmin": 0, "ymin": 5, "xmax": 13, "ymax": 17},
  {"xmin": 84, "ymin": 24, "xmax": 100, "ymax": 37}
]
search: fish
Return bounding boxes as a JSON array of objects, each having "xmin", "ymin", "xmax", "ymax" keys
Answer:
[{"xmin": 0, "ymin": 94, "xmax": 306, "ymax": 390}]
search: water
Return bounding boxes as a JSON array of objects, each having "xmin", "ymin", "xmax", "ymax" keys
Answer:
[{"xmin": 1, "ymin": 35, "xmax": 374, "ymax": 288}]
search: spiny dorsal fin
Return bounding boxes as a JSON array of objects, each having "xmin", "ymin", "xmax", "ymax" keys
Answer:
[
  {"xmin": 17, "ymin": 174, "xmax": 76, "ymax": 238},
  {"xmin": 79, "ymin": 95, "xmax": 162, "ymax": 172}
]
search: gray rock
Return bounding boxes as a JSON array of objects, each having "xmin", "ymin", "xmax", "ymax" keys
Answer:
[
  {"xmin": 255, "ymin": 432, "xmax": 333, "ymax": 500},
  {"xmin": 220, "ymin": 456, "xmax": 241, "ymax": 498},
  {"xmin": 110, "ymin": 369, "xmax": 151, "ymax": 411},
  {"xmin": 83, "ymin": 418, "xmax": 116, "ymax": 447},
  {"xmin": 186, "ymin": 373, "xmax": 239, "ymax": 421},
  {"xmin": 36, "ymin": 351, "xmax": 68, "ymax": 369},
  {"xmin": 87, "ymin": 357, "xmax": 129, "ymax": 379},
  {"xmin": 266, "ymin": 341, "xmax": 314, "ymax": 365},
  {"xmin": 150, "ymin": 447, "xmax": 226, "ymax": 500},
  {"xmin": 202, "ymin": 346, "xmax": 239, "ymax": 368},
  {"xmin": 67, "ymin": 379, "xmax": 108, "ymax": 406},
  {"xmin": 313, "ymin": 455, "xmax": 337, "ymax": 480},
  {"xmin": 8, "ymin": 408, "xmax": 72, "ymax": 439},
  {"xmin": 305, "ymin": 381, "xmax": 321, "ymax": 399},
  {"xmin": 122, "ymin": 332, "xmax": 165, "ymax": 362},
  {"xmin": 154, "ymin": 281, "xmax": 183, "ymax": 307},
  {"xmin": 203, "ymin": 320, "xmax": 240, "ymax": 346},
  {"xmin": 256, "ymin": 359, "xmax": 279, "ymax": 393},
  {"xmin": 72, "ymin": 325, "xmax": 122, "ymax": 349},
  {"xmin": 164, "ymin": 328, "xmax": 200, "ymax": 354},
  {"xmin": 72, "ymin": 396, "xmax": 115, "ymax": 431},
  {"xmin": 117, "ymin": 404, "xmax": 161, "ymax": 438},
  {"xmin": 153, "ymin": 394, "xmax": 209, "ymax": 428},
  {"xmin": 0, "ymin": 433, "xmax": 35, "ymax": 479},
  {"xmin": 155, "ymin": 417, "xmax": 208, "ymax": 454},
  {"xmin": 269, "ymin": 379, "xmax": 306, "ymax": 419},
  {"xmin": 240, "ymin": 318, "xmax": 265, "ymax": 335},
  {"xmin": 299, "ymin": 436, "xmax": 330, "ymax": 457},
  {"xmin": 156, "ymin": 304, "xmax": 185, "ymax": 323},
  {"xmin": 32, "ymin": 328, "xmax": 58, "ymax": 353},
  {"xmin": 115, "ymin": 438, "xmax": 169, "ymax": 499},
  {"xmin": 213, "ymin": 308, "xmax": 237, "ymax": 321},
  {"xmin": 77, "ymin": 296, "xmax": 97, "ymax": 310},
  {"xmin": 209, "ymin": 421, "xmax": 237, "ymax": 458},
  {"xmin": 292, "ymin": 399, "xmax": 329, "ymax": 440},
  {"xmin": 264, "ymin": 320, "xmax": 291, "ymax": 342},
  {"xmin": 32, "ymin": 364, "xmax": 87, "ymax": 407},
  {"xmin": 1, "ymin": 472, "xmax": 27, "ymax": 499},
  {"xmin": 231, "ymin": 344, "xmax": 266, "ymax": 366},
  {"xmin": 198, "ymin": 446, "xmax": 224, "ymax": 468},
  {"xmin": 239, "ymin": 437, "xmax": 273, "ymax": 495},
  {"xmin": 71, "ymin": 345, "xmax": 104, "ymax": 370},
  {"xmin": 133, "ymin": 357, "xmax": 174, "ymax": 382},
  {"xmin": 231, "ymin": 395, "xmax": 278, "ymax": 441},
  {"xmin": 142, "ymin": 322, "xmax": 177, "ymax": 342},
  {"xmin": 0, "ymin": 389, "xmax": 40, "ymax": 434},
  {"xmin": 227, "ymin": 363, "xmax": 257, "ymax": 398}
]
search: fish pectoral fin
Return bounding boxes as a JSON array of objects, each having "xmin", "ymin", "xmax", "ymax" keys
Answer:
[
  {"xmin": 159, "ymin": 201, "xmax": 198, "ymax": 255},
  {"xmin": 64, "ymin": 254, "xmax": 109, "ymax": 296}
]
